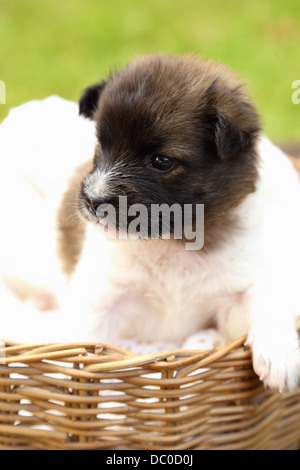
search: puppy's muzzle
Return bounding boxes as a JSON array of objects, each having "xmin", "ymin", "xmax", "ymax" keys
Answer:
[
  {"xmin": 81, "ymin": 168, "xmax": 114, "ymax": 216},
  {"xmin": 84, "ymin": 193, "xmax": 108, "ymax": 215}
]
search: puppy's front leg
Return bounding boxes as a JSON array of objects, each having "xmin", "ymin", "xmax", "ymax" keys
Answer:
[
  {"xmin": 246, "ymin": 245, "xmax": 300, "ymax": 392},
  {"xmin": 247, "ymin": 292, "xmax": 300, "ymax": 392}
]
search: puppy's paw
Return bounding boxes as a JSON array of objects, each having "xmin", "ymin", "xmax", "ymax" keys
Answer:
[{"xmin": 246, "ymin": 332, "xmax": 300, "ymax": 393}]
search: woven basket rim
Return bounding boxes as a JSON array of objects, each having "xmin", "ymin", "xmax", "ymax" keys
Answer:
[{"xmin": 0, "ymin": 333, "xmax": 248, "ymax": 370}]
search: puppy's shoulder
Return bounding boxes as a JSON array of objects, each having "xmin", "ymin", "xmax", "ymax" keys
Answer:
[{"xmin": 256, "ymin": 136, "xmax": 300, "ymax": 203}]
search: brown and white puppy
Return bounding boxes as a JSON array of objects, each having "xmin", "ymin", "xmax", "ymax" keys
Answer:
[
  {"xmin": 55, "ymin": 54, "xmax": 300, "ymax": 392},
  {"xmin": 1, "ymin": 55, "xmax": 300, "ymax": 392}
]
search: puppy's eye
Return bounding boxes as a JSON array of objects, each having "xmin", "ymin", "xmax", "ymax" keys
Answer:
[{"xmin": 148, "ymin": 154, "xmax": 174, "ymax": 172}]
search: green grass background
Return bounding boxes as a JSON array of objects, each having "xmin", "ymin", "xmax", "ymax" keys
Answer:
[{"xmin": 0, "ymin": 0, "xmax": 299, "ymax": 142}]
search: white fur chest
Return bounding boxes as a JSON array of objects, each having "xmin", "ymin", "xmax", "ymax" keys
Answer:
[{"xmin": 67, "ymin": 215, "xmax": 258, "ymax": 345}]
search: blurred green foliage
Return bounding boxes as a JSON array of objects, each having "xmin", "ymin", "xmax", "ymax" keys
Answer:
[{"xmin": 0, "ymin": 0, "xmax": 299, "ymax": 141}]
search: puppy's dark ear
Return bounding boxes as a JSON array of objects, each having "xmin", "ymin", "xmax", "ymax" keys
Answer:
[
  {"xmin": 79, "ymin": 81, "xmax": 107, "ymax": 119},
  {"xmin": 206, "ymin": 80, "xmax": 260, "ymax": 161},
  {"xmin": 215, "ymin": 110, "xmax": 252, "ymax": 160}
]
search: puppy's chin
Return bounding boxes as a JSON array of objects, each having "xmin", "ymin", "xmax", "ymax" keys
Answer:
[
  {"xmin": 82, "ymin": 212, "xmax": 129, "ymax": 241},
  {"xmin": 97, "ymin": 217, "xmax": 121, "ymax": 239}
]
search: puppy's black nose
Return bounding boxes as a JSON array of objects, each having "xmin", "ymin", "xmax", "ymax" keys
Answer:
[{"xmin": 86, "ymin": 195, "xmax": 108, "ymax": 214}]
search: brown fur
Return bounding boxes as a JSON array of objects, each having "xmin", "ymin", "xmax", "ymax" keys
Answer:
[{"xmin": 55, "ymin": 159, "xmax": 92, "ymax": 277}]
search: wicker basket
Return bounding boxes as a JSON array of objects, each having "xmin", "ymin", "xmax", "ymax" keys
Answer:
[{"xmin": 0, "ymin": 330, "xmax": 300, "ymax": 450}]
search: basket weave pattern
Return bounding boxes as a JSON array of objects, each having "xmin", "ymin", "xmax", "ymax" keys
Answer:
[{"xmin": 0, "ymin": 333, "xmax": 300, "ymax": 450}]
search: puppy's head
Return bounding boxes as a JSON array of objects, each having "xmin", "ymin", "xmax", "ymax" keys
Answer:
[{"xmin": 78, "ymin": 55, "xmax": 260, "ymax": 241}]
